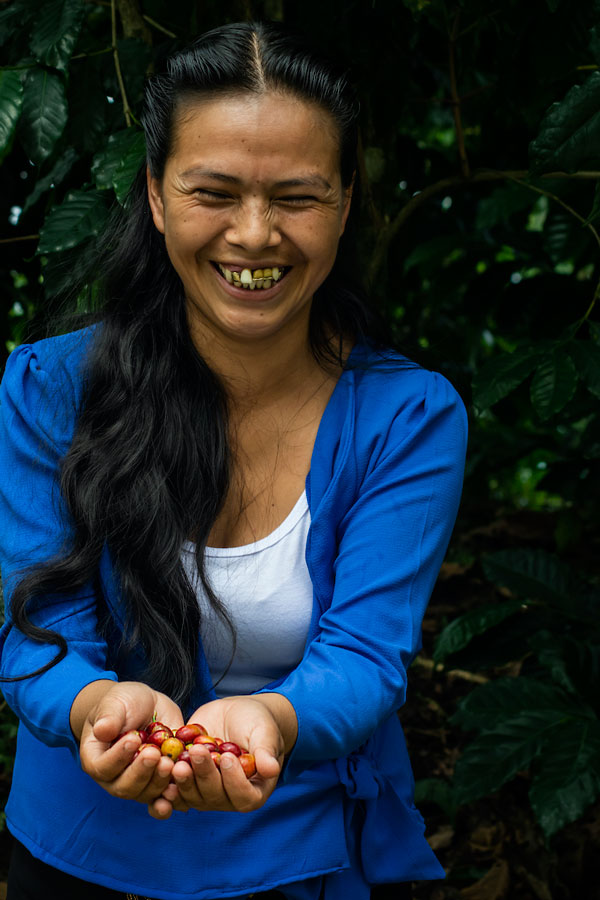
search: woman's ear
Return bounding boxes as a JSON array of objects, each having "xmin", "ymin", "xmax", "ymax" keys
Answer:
[{"xmin": 146, "ymin": 166, "xmax": 166, "ymax": 234}]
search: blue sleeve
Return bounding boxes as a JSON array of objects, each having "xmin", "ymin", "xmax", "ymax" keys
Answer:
[
  {"xmin": 0, "ymin": 343, "xmax": 117, "ymax": 754},
  {"xmin": 274, "ymin": 371, "xmax": 467, "ymax": 777}
]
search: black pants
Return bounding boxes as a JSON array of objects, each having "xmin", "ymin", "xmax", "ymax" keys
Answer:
[{"xmin": 7, "ymin": 839, "xmax": 412, "ymax": 900}]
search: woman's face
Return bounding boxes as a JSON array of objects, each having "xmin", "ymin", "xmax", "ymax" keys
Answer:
[{"xmin": 147, "ymin": 91, "xmax": 353, "ymax": 349}]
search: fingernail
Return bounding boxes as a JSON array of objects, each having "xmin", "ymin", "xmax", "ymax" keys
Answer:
[
  {"xmin": 142, "ymin": 754, "xmax": 156, "ymax": 767},
  {"xmin": 220, "ymin": 756, "xmax": 233, "ymax": 770},
  {"xmin": 124, "ymin": 741, "xmax": 135, "ymax": 752}
]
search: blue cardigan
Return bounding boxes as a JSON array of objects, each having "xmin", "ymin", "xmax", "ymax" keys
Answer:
[{"xmin": 0, "ymin": 329, "xmax": 467, "ymax": 899}]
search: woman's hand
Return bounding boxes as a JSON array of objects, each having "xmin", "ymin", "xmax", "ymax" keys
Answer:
[
  {"xmin": 72, "ymin": 679, "xmax": 185, "ymax": 820},
  {"xmin": 161, "ymin": 693, "xmax": 297, "ymax": 814}
]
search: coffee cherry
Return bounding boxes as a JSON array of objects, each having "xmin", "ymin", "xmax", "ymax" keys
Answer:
[
  {"xmin": 147, "ymin": 721, "xmax": 172, "ymax": 737},
  {"xmin": 192, "ymin": 737, "xmax": 217, "ymax": 752},
  {"xmin": 239, "ymin": 753, "xmax": 256, "ymax": 778},
  {"xmin": 147, "ymin": 728, "xmax": 172, "ymax": 747},
  {"xmin": 219, "ymin": 742, "xmax": 242, "ymax": 757},
  {"xmin": 161, "ymin": 737, "xmax": 185, "ymax": 760},
  {"xmin": 175, "ymin": 724, "xmax": 207, "ymax": 743},
  {"xmin": 210, "ymin": 751, "xmax": 221, "ymax": 768}
]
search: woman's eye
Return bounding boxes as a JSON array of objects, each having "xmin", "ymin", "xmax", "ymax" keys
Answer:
[
  {"xmin": 279, "ymin": 195, "xmax": 317, "ymax": 205},
  {"xmin": 196, "ymin": 189, "xmax": 230, "ymax": 201}
]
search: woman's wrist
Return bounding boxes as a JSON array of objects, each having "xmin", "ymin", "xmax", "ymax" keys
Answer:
[
  {"xmin": 69, "ymin": 679, "xmax": 118, "ymax": 742},
  {"xmin": 253, "ymin": 692, "xmax": 298, "ymax": 757}
]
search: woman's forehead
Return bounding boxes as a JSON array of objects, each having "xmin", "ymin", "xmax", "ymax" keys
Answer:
[{"xmin": 167, "ymin": 91, "xmax": 341, "ymax": 180}]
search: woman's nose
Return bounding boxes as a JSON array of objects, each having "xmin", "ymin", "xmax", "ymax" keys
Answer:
[{"xmin": 224, "ymin": 200, "xmax": 281, "ymax": 251}]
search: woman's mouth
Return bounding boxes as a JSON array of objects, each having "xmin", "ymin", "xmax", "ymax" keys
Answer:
[{"xmin": 213, "ymin": 262, "xmax": 290, "ymax": 290}]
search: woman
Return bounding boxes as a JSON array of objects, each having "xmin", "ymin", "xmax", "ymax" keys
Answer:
[{"xmin": 0, "ymin": 21, "xmax": 467, "ymax": 900}]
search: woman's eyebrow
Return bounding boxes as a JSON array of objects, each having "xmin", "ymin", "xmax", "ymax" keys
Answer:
[{"xmin": 179, "ymin": 168, "xmax": 332, "ymax": 191}]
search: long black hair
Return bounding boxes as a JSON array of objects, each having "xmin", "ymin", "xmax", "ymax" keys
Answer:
[{"xmin": 2, "ymin": 22, "xmax": 384, "ymax": 706}]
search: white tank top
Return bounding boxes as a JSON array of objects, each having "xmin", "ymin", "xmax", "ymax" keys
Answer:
[{"xmin": 180, "ymin": 491, "xmax": 313, "ymax": 697}]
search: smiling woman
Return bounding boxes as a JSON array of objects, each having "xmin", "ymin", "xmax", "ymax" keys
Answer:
[{"xmin": 0, "ymin": 20, "xmax": 467, "ymax": 900}]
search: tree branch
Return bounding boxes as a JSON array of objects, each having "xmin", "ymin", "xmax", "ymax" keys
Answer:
[
  {"xmin": 448, "ymin": 10, "xmax": 470, "ymax": 179},
  {"xmin": 116, "ymin": 0, "xmax": 152, "ymax": 43},
  {"xmin": 142, "ymin": 14, "xmax": 176, "ymax": 39},
  {"xmin": 367, "ymin": 169, "xmax": 600, "ymax": 285},
  {"xmin": 111, "ymin": 0, "xmax": 132, "ymax": 127},
  {"xmin": 0, "ymin": 234, "xmax": 40, "ymax": 245}
]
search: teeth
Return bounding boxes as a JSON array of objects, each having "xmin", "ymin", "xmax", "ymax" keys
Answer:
[{"xmin": 217, "ymin": 263, "xmax": 286, "ymax": 289}]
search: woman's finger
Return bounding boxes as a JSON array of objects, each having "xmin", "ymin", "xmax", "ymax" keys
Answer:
[
  {"xmin": 172, "ymin": 746, "xmax": 231, "ymax": 810},
  {"xmin": 134, "ymin": 750, "xmax": 174, "ymax": 802},
  {"xmin": 81, "ymin": 730, "xmax": 143, "ymax": 782},
  {"xmin": 147, "ymin": 796, "xmax": 175, "ymax": 820},
  {"xmin": 219, "ymin": 752, "xmax": 275, "ymax": 812},
  {"xmin": 95, "ymin": 745, "xmax": 165, "ymax": 797}
]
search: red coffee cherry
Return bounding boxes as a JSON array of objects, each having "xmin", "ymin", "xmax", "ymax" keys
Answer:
[
  {"xmin": 175, "ymin": 724, "xmax": 207, "ymax": 743},
  {"xmin": 147, "ymin": 729, "xmax": 172, "ymax": 747},
  {"xmin": 219, "ymin": 742, "xmax": 242, "ymax": 757},
  {"xmin": 240, "ymin": 753, "xmax": 256, "ymax": 778}
]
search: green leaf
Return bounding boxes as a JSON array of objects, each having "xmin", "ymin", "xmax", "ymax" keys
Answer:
[
  {"xmin": 403, "ymin": 235, "xmax": 465, "ymax": 274},
  {"xmin": 0, "ymin": 0, "xmax": 36, "ymax": 49},
  {"xmin": 112, "ymin": 132, "xmax": 145, "ymax": 205},
  {"xmin": 22, "ymin": 146, "xmax": 78, "ymax": 213},
  {"xmin": 451, "ymin": 677, "xmax": 576, "ymax": 732},
  {"xmin": 543, "ymin": 211, "xmax": 574, "ymax": 264},
  {"xmin": 0, "ymin": 69, "xmax": 23, "ymax": 161},
  {"xmin": 529, "ymin": 633, "xmax": 600, "ymax": 712},
  {"xmin": 433, "ymin": 600, "xmax": 523, "ymax": 665},
  {"xmin": 91, "ymin": 129, "xmax": 144, "ymax": 192},
  {"xmin": 529, "ymin": 71, "xmax": 600, "ymax": 175},
  {"xmin": 589, "ymin": 321, "xmax": 600, "ymax": 344},
  {"xmin": 19, "ymin": 67, "xmax": 68, "ymax": 164},
  {"xmin": 529, "ymin": 718, "xmax": 600, "ymax": 837},
  {"xmin": 475, "ymin": 184, "xmax": 534, "ymax": 231},
  {"xmin": 530, "ymin": 349, "xmax": 578, "ymax": 419},
  {"xmin": 453, "ymin": 712, "xmax": 567, "ymax": 804},
  {"xmin": 29, "ymin": 0, "xmax": 86, "ymax": 71},
  {"xmin": 37, "ymin": 190, "xmax": 109, "ymax": 254},
  {"xmin": 414, "ymin": 778, "xmax": 457, "ymax": 822},
  {"xmin": 472, "ymin": 347, "xmax": 542, "ymax": 411},
  {"xmin": 566, "ymin": 340, "xmax": 600, "ymax": 399},
  {"xmin": 528, "ymin": 632, "xmax": 579, "ymax": 696},
  {"xmin": 482, "ymin": 548, "xmax": 580, "ymax": 608}
]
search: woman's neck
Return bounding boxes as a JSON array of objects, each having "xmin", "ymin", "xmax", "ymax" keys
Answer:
[{"xmin": 188, "ymin": 314, "xmax": 336, "ymax": 410}]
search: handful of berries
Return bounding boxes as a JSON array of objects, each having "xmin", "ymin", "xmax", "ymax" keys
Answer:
[{"xmin": 123, "ymin": 721, "xmax": 257, "ymax": 778}]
